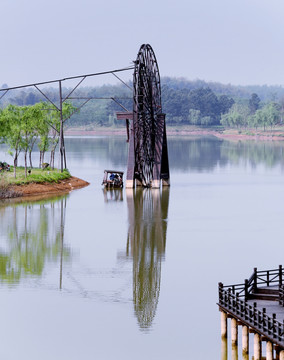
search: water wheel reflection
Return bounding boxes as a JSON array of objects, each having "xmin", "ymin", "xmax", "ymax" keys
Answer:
[{"xmin": 126, "ymin": 188, "xmax": 169, "ymax": 330}]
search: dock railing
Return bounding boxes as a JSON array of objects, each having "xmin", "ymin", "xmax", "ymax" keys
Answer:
[
  {"xmin": 218, "ymin": 283, "xmax": 284, "ymax": 345},
  {"xmin": 220, "ymin": 265, "xmax": 284, "ymax": 300},
  {"xmin": 218, "ymin": 266, "xmax": 284, "ymax": 347},
  {"xmin": 279, "ymin": 284, "xmax": 284, "ymax": 307}
]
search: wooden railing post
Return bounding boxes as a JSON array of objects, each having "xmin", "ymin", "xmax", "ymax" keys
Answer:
[
  {"xmin": 254, "ymin": 302, "xmax": 257, "ymax": 326},
  {"xmin": 263, "ymin": 308, "xmax": 267, "ymax": 332},
  {"xmin": 219, "ymin": 282, "xmax": 224, "ymax": 304},
  {"xmin": 228, "ymin": 288, "xmax": 232, "ymax": 309},
  {"xmin": 272, "ymin": 313, "xmax": 277, "ymax": 338},
  {"xmin": 280, "ymin": 285, "xmax": 284, "ymax": 307},
  {"xmin": 245, "ymin": 279, "xmax": 249, "ymax": 300},
  {"xmin": 254, "ymin": 267, "xmax": 257, "ymax": 291},
  {"xmin": 279, "ymin": 265, "xmax": 283, "ymax": 286},
  {"xmin": 236, "ymin": 293, "xmax": 239, "ymax": 315}
]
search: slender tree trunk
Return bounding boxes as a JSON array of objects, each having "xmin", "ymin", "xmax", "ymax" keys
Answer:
[
  {"xmin": 50, "ymin": 150, "xmax": 55, "ymax": 169},
  {"xmin": 13, "ymin": 156, "xmax": 17, "ymax": 179},
  {"xmin": 24, "ymin": 151, "xmax": 27, "ymax": 178},
  {"xmin": 29, "ymin": 138, "xmax": 37, "ymax": 168},
  {"xmin": 29, "ymin": 150, "xmax": 33, "ymax": 169}
]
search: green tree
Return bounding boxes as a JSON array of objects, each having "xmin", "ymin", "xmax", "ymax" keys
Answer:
[
  {"xmin": 218, "ymin": 95, "xmax": 235, "ymax": 114},
  {"xmin": 188, "ymin": 109, "xmax": 201, "ymax": 125},
  {"xmin": 220, "ymin": 104, "xmax": 249, "ymax": 128},
  {"xmin": 188, "ymin": 87, "xmax": 221, "ymax": 124},
  {"xmin": 249, "ymin": 93, "xmax": 261, "ymax": 114},
  {"xmin": 0, "ymin": 105, "xmax": 24, "ymax": 178},
  {"xmin": 21, "ymin": 104, "xmax": 45, "ymax": 177}
]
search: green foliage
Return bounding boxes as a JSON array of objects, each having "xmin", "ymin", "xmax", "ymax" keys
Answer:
[
  {"xmin": 2, "ymin": 79, "xmax": 284, "ymax": 129},
  {"xmin": 249, "ymin": 93, "xmax": 261, "ymax": 114},
  {"xmin": 2, "ymin": 167, "xmax": 71, "ymax": 185},
  {"xmin": 0, "ymin": 102, "xmax": 76, "ymax": 176},
  {"xmin": 0, "ymin": 197, "xmax": 71, "ymax": 284},
  {"xmin": 221, "ymin": 100, "xmax": 280, "ymax": 130}
]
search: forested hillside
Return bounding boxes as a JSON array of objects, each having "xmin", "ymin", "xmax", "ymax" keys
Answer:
[{"xmin": 1, "ymin": 78, "xmax": 284, "ymax": 129}]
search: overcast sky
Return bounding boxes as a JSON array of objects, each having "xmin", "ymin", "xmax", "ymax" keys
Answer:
[{"xmin": 1, "ymin": 0, "xmax": 284, "ymax": 88}]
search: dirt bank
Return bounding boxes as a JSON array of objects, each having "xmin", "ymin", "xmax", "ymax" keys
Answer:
[{"xmin": 7, "ymin": 176, "xmax": 89, "ymax": 199}]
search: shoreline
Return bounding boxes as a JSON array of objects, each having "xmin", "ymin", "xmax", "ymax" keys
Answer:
[
  {"xmin": 1, "ymin": 176, "xmax": 90, "ymax": 200},
  {"xmin": 65, "ymin": 128, "xmax": 284, "ymax": 141}
]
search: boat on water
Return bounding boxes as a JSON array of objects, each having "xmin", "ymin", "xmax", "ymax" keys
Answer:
[{"xmin": 102, "ymin": 170, "xmax": 124, "ymax": 188}]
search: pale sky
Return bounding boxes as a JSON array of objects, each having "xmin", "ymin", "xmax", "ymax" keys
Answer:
[{"xmin": 1, "ymin": 0, "xmax": 284, "ymax": 88}]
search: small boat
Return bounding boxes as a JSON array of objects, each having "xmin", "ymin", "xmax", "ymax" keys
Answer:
[{"xmin": 102, "ymin": 170, "xmax": 124, "ymax": 188}]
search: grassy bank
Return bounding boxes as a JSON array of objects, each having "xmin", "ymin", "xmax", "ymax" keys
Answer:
[
  {"xmin": 0, "ymin": 167, "xmax": 71, "ymax": 199},
  {"xmin": 1, "ymin": 167, "xmax": 71, "ymax": 185}
]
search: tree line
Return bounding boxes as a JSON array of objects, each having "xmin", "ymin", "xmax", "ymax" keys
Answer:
[
  {"xmin": 221, "ymin": 93, "xmax": 284, "ymax": 130},
  {"xmin": 1, "ymin": 78, "xmax": 284, "ymax": 129}
]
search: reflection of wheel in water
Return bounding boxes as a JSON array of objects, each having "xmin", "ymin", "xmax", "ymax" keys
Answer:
[
  {"xmin": 127, "ymin": 188, "xmax": 170, "ymax": 330},
  {"xmin": 133, "ymin": 44, "xmax": 163, "ymax": 187}
]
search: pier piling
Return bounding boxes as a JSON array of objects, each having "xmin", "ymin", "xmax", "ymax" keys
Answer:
[
  {"xmin": 221, "ymin": 311, "xmax": 228, "ymax": 339},
  {"xmin": 254, "ymin": 333, "xmax": 262, "ymax": 360}
]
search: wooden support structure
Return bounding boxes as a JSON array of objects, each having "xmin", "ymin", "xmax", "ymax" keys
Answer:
[
  {"xmin": 242, "ymin": 325, "xmax": 249, "ymax": 357},
  {"xmin": 254, "ymin": 333, "xmax": 262, "ymax": 360},
  {"xmin": 266, "ymin": 341, "xmax": 273, "ymax": 360},
  {"xmin": 231, "ymin": 318, "xmax": 238, "ymax": 346},
  {"xmin": 221, "ymin": 311, "xmax": 227, "ymax": 339},
  {"xmin": 116, "ymin": 112, "xmax": 170, "ymax": 189},
  {"xmin": 218, "ymin": 266, "xmax": 284, "ymax": 359}
]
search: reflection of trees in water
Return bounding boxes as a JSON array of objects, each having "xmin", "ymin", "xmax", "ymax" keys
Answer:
[
  {"xmin": 220, "ymin": 141, "xmax": 284, "ymax": 169},
  {"xmin": 126, "ymin": 188, "xmax": 169, "ymax": 330},
  {"xmin": 17, "ymin": 136, "xmax": 284, "ymax": 175},
  {"xmin": 168, "ymin": 137, "xmax": 226, "ymax": 171},
  {"xmin": 168, "ymin": 136, "xmax": 284, "ymax": 171},
  {"xmin": 65, "ymin": 137, "xmax": 128, "ymax": 166},
  {"xmin": 0, "ymin": 195, "xmax": 70, "ymax": 285}
]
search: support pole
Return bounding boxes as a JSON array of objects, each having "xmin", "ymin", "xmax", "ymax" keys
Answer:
[
  {"xmin": 221, "ymin": 311, "xmax": 227, "ymax": 339},
  {"xmin": 152, "ymin": 113, "xmax": 170, "ymax": 188},
  {"xmin": 125, "ymin": 120, "xmax": 135, "ymax": 188},
  {"xmin": 231, "ymin": 318, "xmax": 238, "ymax": 346},
  {"xmin": 254, "ymin": 333, "xmax": 262, "ymax": 360},
  {"xmin": 266, "ymin": 341, "xmax": 273, "ymax": 360},
  {"xmin": 58, "ymin": 80, "xmax": 64, "ymax": 172},
  {"xmin": 221, "ymin": 336, "xmax": 228, "ymax": 360},
  {"xmin": 242, "ymin": 325, "xmax": 249, "ymax": 359},
  {"xmin": 276, "ymin": 347, "xmax": 280, "ymax": 360},
  {"xmin": 232, "ymin": 343, "xmax": 238, "ymax": 360}
]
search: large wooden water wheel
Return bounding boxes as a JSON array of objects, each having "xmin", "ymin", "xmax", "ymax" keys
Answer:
[{"xmin": 117, "ymin": 44, "xmax": 170, "ymax": 188}]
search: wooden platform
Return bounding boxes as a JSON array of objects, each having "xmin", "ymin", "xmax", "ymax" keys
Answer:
[{"xmin": 218, "ymin": 266, "xmax": 284, "ymax": 348}]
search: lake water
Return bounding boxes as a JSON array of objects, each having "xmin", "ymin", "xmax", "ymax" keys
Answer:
[{"xmin": 1, "ymin": 135, "xmax": 284, "ymax": 360}]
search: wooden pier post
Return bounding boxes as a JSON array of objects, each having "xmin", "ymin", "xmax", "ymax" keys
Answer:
[
  {"xmin": 266, "ymin": 341, "xmax": 273, "ymax": 360},
  {"xmin": 221, "ymin": 311, "xmax": 227, "ymax": 339},
  {"xmin": 254, "ymin": 333, "xmax": 262, "ymax": 360},
  {"xmin": 221, "ymin": 337, "xmax": 228, "ymax": 360},
  {"xmin": 232, "ymin": 343, "xmax": 238, "ymax": 360},
  {"xmin": 231, "ymin": 318, "xmax": 238, "ymax": 346},
  {"xmin": 242, "ymin": 325, "xmax": 249, "ymax": 358}
]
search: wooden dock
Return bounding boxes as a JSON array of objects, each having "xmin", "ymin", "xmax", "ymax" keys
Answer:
[{"xmin": 218, "ymin": 266, "xmax": 284, "ymax": 360}]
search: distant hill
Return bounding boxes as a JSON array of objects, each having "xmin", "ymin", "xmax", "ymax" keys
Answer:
[
  {"xmin": 1, "ymin": 78, "xmax": 284, "ymax": 127},
  {"xmin": 161, "ymin": 77, "xmax": 284, "ymax": 101}
]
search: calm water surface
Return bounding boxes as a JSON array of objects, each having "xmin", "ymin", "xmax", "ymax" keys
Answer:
[{"xmin": 1, "ymin": 136, "xmax": 284, "ymax": 360}]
